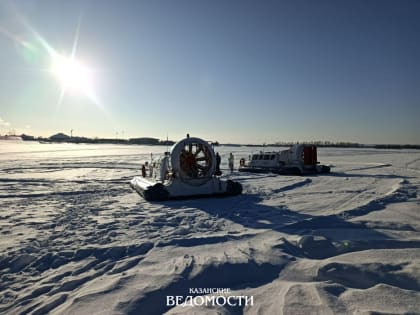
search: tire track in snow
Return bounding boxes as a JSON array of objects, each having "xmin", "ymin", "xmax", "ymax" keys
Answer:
[
  {"xmin": 339, "ymin": 179, "xmax": 417, "ymax": 219},
  {"xmin": 0, "ymin": 187, "xmax": 131, "ymax": 199}
]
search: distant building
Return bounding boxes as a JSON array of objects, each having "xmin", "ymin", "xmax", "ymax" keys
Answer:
[
  {"xmin": 50, "ymin": 133, "xmax": 70, "ymax": 141},
  {"xmin": 129, "ymin": 137, "xmax": 160, "ymax": 145},
  {"xmin": 21, "ymin": 134, "xmax": 35, "ymax": 141},
  {"xmin": 160, "ymin": 140, "xmax": 176, "ymax": 146},
  {"xmin": 0, "ymin": 135, "xmax": 22, "ymax": 140}
]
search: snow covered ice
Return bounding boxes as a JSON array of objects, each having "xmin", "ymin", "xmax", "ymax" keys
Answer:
[{"xmin": 0, "ymin": 141, "xmax": 419, "ymax": 314}]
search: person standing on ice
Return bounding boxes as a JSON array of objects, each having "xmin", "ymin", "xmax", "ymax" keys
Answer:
[
  {"xmin": 141, "ymin": 164, "xmax": 146, "ymax": 177},
  {"xmin": 159, "ymin": 152, "xmax": 170, "ymax": 181},
  {"xmin": 228, "ymin": 153, "xmax": 234, "ymax": 173},
  {"xmin": 215, "ymin": 152, "xmax": 222, "ymax": 175},
  {"xmin": 149, "ymin": 163, "xmax": 154, "ymax": 178}
]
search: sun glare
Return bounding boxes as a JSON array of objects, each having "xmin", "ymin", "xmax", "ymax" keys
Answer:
[{"xmin": 50, "ymin": 54, "xmax": 93, "ymax": 93}]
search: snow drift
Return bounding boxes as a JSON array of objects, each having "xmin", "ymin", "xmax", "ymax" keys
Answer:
[{"xmin": 0, "ymin": 142, "xmax": 419, "ymax": 314}]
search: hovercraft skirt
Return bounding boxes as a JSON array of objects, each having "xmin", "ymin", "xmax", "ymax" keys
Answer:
[{"xmin": 130, "ymin": 177, "xmax": 242, "ymax": 201}]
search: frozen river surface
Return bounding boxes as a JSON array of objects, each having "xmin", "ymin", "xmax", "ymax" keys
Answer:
[{"xmin": 0, "ymin": 142, "xmax": 419, "ymax": 314}]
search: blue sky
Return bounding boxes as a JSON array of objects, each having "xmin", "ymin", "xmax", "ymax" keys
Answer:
[{"xmin": 0, "ymin": 0, "xmax": 419, "ymax": 144}]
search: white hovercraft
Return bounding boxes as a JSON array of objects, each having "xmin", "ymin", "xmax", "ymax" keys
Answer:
[
  {"xmin": 130, "ymin": 135, "xmax": 242, "ymax": 201},
  {"xmin": 239, "ymin": 144, "xmax": 330, "ymax": 175}
]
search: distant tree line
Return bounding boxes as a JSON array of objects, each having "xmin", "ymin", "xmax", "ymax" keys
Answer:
[
  {"xmin": 21, "ymin": 133, "xmax": 176, "ymax": 146},
  {"xmin": 230, "ymin": 141, "xmax": 420, "ymax": 150},
  {"xmin": 271, "ymin": 141, "xmax": 363, "ymax": 148},
  {"xmin": 18, "ymin": 133, "xmax": 420, "ymax": 150},
  {"xmin": 268, "ymin": 141, "xmax": 419, "ymax": 149},
  {"xmin": 373, "ymin": 144, "xmax": 420, "ymax": 150}
]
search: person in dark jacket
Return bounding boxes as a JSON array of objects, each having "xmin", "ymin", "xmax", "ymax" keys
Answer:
[
  {"xmin": 228, "ymin": 153, "xmax": 234, "ymax": 173},
  {"xmin": 215, "ymin": 152, "xmax": 221, "ymax": 175}
]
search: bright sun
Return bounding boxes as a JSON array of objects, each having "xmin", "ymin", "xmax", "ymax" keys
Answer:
[{"xmin": 50, "ymin": 54, "xmax": 94, "ymax": 94}]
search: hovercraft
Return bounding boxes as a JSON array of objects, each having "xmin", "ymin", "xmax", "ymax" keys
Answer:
[
  {"xmin": 130, "ymin": 136, "xmax": 242, "ymax": 201},
  {"xmin": 239, "ymin": 144, "xmax": 330, "ymax": 175}
]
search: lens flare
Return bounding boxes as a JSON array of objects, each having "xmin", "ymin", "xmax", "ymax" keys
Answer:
[
  {"xmin": 50, "ymin": 54, "xmax": 94, "ymax": 94},
  {"xmin": 1, "ymin": 7, "xmax": 107, "ymax": 116}
]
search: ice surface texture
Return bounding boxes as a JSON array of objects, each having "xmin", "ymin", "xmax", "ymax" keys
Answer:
[{"xmin": 0, "ymin": 142, "xmax": 419, "ymax": 314}]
